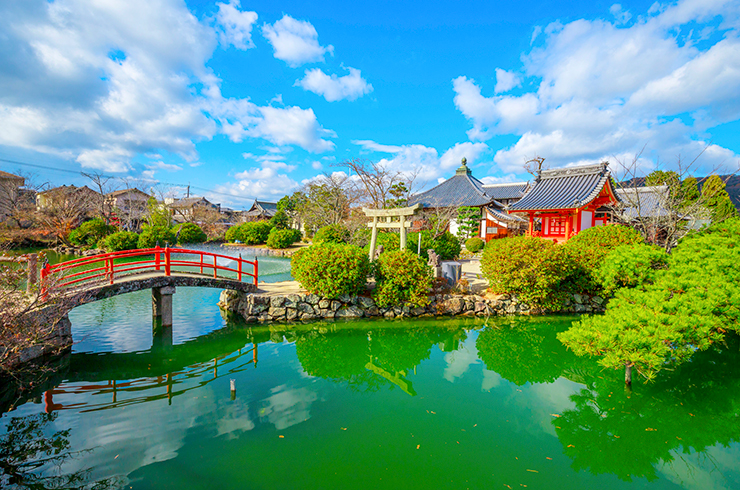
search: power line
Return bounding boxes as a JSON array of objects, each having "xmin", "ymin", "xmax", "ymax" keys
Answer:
[{"xmin": 0, "ymin": 157, "xmax": 258, "ymax": 203}]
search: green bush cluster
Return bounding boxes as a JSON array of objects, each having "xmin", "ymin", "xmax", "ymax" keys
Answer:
[
  {"xmin": 361, "ymin": 231, "xmax": 400, "ymax": 256},
  {"xmin": 405, "ymin": 230, "xmax": 461, "ymax": 260},
  {"xmin": 291, "ymin": 243, "xmax": 370, "ymax": 298},
  {"xmin": 373, "ymin": 249, "xmax": 432, "ymax": 308},
  {"xmin": 137, "ymin": 226, "xmax": 176, "ymax": 248},
  {"xmin": 175, "ymin": 222, "xmax": 207, "ymax": 244},
  {"xmin": 465, "ymin": 237, "xmax": 485, "ymax": 253},
  {"xmin": 69, "ymin": 218, "xmax": 115, "ymax": 247},
  {"xmin": 225, "ymin": 221, "xmax": 272, "ymax": 245},
  {"xmin": 267, "ymin": 228, "xmax": 302, "ymax": 249},
  {"xmin": 564, "ymin": 225, "xmax": 644, "ymax": 293},
  {"xmin": 481, "ymin": 236, "xmax": 575, "ymax": 310},
  {"xmin": 101, "ymin": 231, "xmax": 140, "ymax": 252},
  {"xmin": 596, "ymin": 244, "xmax": 668, "ymax": 295},
  {"xmin": 313, "ymin": 223, "xmax": 350, "ymax": 244}
]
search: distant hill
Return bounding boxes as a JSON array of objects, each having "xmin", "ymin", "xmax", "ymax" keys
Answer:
[{"xmin": 620, "ymin": 174, "xmax": 740, "ymax": 211}]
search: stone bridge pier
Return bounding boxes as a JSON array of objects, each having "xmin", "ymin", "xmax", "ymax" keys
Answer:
[{"xmin": 152, "ymin": 285, "xmax": 176, "ymax": 327}]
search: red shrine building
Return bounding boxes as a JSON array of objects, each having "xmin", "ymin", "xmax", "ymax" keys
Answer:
[{"xmin": 508, "ymin": 162, "xmax": 620, "ymax": 243}]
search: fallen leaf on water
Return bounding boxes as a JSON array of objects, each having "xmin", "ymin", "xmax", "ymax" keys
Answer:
[
  {"xmin": 278, "ymin": 435, "xmax": 285, "ymax": 438},
  {"xmin": 567, "ymin": 444, "xmax": 575, "ymax": 448},
  {"xmin": 546, "ymin": 457, "xmax": 552, "ymax": 460},
  {"xmin": 114, "ymin": 455, "xmax": 119, "ymax": 459},
  {"xmin": 340, "ymin": 428, "xmax": 347, "ymax": 431},
  {"xmin": 526, "ymin": 469, "xmax": 538, "ymax": 473},
  {"xmin": 645, "ymin": 428, "xmax": 657, "ymax": 431},
  {"xmin": 461, "ymin": 429, "xmax": 466, "ymax": 432},
  {"xmin": 504, "ymin": 485, "xmax": 512, "ymax": 489},
  {"xmin": 416, "ymin": 445, "xmax": 420, "ymax": 449},
  {"xmin": 614, "ymin": 435, "xmax": 620, "ymax": 438},
  {"xmin": 550, "ymin": 414, "xmax": 560, "ymax": 418},
  {"xmin": 474, "ymin": 424, "xmax": 478, "ymax": 427},
  {"xmin": 431, "ymin": 411, "xmax": 436, "ymax": 414},
  {"xmin": 689, "ymin": 413, "xmax": 695, "ymax": 417}
]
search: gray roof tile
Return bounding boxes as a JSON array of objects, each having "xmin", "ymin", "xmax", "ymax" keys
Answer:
[
  {"xmin": 509, "ymin": 163, "xmax": 617, "ymax": 211},
  {"xmin": 616, "ymin": 186, "xmax": 671, "ymax": 219},
  {"xmin": 481, "ymin": 182, "xmax": 528, "ymax": 200},
  {"xmin": 408, "ymin": 173, "xmax": 503, "ymax": 208}
]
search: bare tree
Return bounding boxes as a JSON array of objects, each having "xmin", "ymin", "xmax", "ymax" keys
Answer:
[
  {"xmin": 34, "ymin": 187, "xmax": 92, "ymax": 244},
  {"xmin": 610, "ymin": 148, "xmax": 738, "ymax": 251},
  {"xmin": 524, "ymin": 156, "xmax": 548, "ymax": 177},
  {"xmin": 82, "ymin": 171, "xmax": 119, "ymax": 224},
  {"xmin": 340, "ymin": 159, "xmax": 419, "ymax": 209},
  {"xmin": 297, "ymin": 173, "xmax": 363, "ymax": 235}
]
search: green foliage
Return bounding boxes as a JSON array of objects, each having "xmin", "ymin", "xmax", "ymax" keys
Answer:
[
  {"xmin": 364, "ymin": 231, "xmax": 400, "ymax": 255},
  {"xmin": 387, "ymin": 182, "xmax": 410, "ymax": 208},
  {"xmin": 269, "ymin": 209, "xmax": 290, "ymax": 230},
  {"xmin": 224, "ymin": 221, "xmax": 272, "ymax": 244},
  {"xmin": 456, "ymin": 206, "xmax": 481, "ymax": 240},
  {"xmin": 564, "ymin": 225, "xmax": 644, "ymax": 293},
  {"xmin": 373, "ymin": 249, "xmax": 432, "ymax": 308},
  {"xmin": 137, "ymin": 226, "xmax": 176, "ymax": 248},
  {"xmin": 68, "ymin": 218, "xmax": 115, "ymax": 247},
  {"xmin": 101, "ymin": 231, "xmax": 139, "ymax": 252},
  {"xmin": 144, "ymin": 196, "xmax": 171, "ymax": 228},
  {"xmin": 291, "ymin": 242, "xmax": 370, "ymax": 298},
  {"xmin": 313, "ymin": 223, "xmax": 350, "ymax": 244},
  {"xmin": 405, "ymin": 230, "xmax": 461, "ymax": 260},
  {"xmin": 481, "ymin": 236, "xmax": 575, "ymax": 310},
  {"xmin": 175, "ymin": 222, "xmax": 207, "ymax": 244},
  {"xmin": 266, "ymin": 228, "xmax": 301, "ymax": 249},
  {"xmin": 350, "ymin": 227, "xmax": 371, "ymax": 248},
  {"xmin": 465, "ymin": 237, "xmax": 485, "ymax": 253},
  {"xmin": 596, "ymin": 243, "xmax": 668, "ymax": 295},
  {"xmin": 558, "ymin": 217, "xmax": 740, "ymax": 382},
  {"xmin": 701, "ymin": 175, "xmax": 738, "ymax": 222}
]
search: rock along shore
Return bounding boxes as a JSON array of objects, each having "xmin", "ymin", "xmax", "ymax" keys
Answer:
[{"xmin": 218, "ymin": 289, "xmax": 605, "ymax": 323}]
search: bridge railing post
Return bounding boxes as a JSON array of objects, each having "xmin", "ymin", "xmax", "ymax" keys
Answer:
[
  {"xmin": 254, "ymin": 257, "xmax": 258, "ymax": 286},
  {"xmin": 155, "ymin": 244, "xmax": 161, "ymax": 272},
  {"xmin": 213, "ymin": 255, "xmax": 217, "ymax": 279},
  {"xmin": 107, "ymin": 257, "xmax": 114, "ymax": 285},
  {"xmin": 40, "ymin": 259, "xmax": 50, "ymax": 301},
  {"xmin": 238, "ymin": 254, "xmax": 242, "ymax": 282},
  {"xmin": 164, "ymin": 245, "xmax": 171, "ymax": 276}
]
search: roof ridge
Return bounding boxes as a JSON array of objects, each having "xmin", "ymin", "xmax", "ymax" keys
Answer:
[{"xmin": 539, "ymin": 162, "xmax": 608, "ymax": 180}]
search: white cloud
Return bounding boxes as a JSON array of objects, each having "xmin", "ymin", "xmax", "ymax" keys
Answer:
[
  {"xmin": 0, "ymin": 0, "xmax": 336, "ymax": 174},
  {"xmin": 452, "ymin": 0, "xmax": 740, "ymax": 175},
  {"xmin": 215, "ymin": 0, "xmax": 258, "ymax": 50},
  {"xmin": 296, "ymin": 67, "xmax": 373, "ymax": 102},
  {"xmin": 262, "ymin": 15, "xmax": 333, "ymax": 67},
  {"xmin": 439, "ymin": 142, "xmax": 489, "ymax": 169},
  {"xmin": 494, "ymin": 68, "xmax": 521, "ymax": 94},
  {"xmin": 609, "ymin": 4, "xmax": 632, "ymax": 25},
  {"xmin": 214, "ymin": 165, "xmax": 299, "ymax": 202}
]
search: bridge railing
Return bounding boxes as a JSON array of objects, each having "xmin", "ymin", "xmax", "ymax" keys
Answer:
[{"xmin": 40, "ymin": 246, "xmax": 258, "ymax": 292}]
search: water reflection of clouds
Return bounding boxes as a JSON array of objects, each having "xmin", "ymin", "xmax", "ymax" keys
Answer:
[
  {"xmin": 259, "ymin": 384, "xmax": 318, "ymax": 430},
  {"xmin": 443, "ymin": 336, "xmax": 481, "ymax": 383},
  {"xmin": 215, "ymin": 397, "xmax": 255, "ymax": 439},
  {"xmin": 658, "ymin": 444, "xmax": 740, "ymax": 490}
]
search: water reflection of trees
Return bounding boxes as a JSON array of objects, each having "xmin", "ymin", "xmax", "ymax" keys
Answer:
[
  {"xmin": 0, "ymin": 412, "xmax": 121, "ymax": 489},
  {"xmin": 295, "ymin": 325, "xmax": 465, "ymax": 393},
  {"xmin": 475, "ymin": 317, "xmax": 581, "ymax": 385},
  {"xmin": 555, "ymin": 335, "xmax": 740, "ymax": 482}
]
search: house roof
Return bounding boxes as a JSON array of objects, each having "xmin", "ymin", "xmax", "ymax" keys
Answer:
[
  {"xmin": 170, "ymin": 196, "xmax": 214, "ymax": 208},
  {"xmin": 481, "ymin": 182, "xmax": 528, "ymax": 200},
  {"xmin": 408, "ymin": 161, "xmax": 503, "ymax": 208},
  {"xmin": 107, "ymin": 188, "xmax": 149, "ymax": 198},
  {"xmin": 616, "ymin": 186, "xmax": 671, "ymax": 219},
  {"xmin": 509, "ymin": 163, "xmax": 616, "ymax": 212},
  {"xmin": 486, "ymin": 206, "xmax": 526, "ymax": 223},
  {"xmin": 39, "ymin": 184, "xmax": 100, "ymax": 196},
  {"xmin": 245, "ymin": 200, "xmax": 278, "ymax": 217},
  {"xmin": 0, "ymin": 170, "xmax": 24, "ymax": 181}
]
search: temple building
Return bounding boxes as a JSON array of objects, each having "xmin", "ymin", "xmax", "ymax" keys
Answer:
[
  {"xmin": 408, "ymin": 158, "xmax": 527, "ymax": 241},
  {"xmin": 507, "ymin": 162, "xmax": 620, "ymax": 243}
]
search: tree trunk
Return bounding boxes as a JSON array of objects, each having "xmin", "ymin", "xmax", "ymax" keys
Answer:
[{"xmin": 624, "ymin": 363, "xmax": 633, "ymax": 387}]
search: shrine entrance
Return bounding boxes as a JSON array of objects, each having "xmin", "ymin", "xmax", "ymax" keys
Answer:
[{"xmin": 362, "ymin": 203, "xmax": 421, "ymax": 260}]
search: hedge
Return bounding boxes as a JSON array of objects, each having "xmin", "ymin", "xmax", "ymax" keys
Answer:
[
  {"xmin": 175, "ymin": 223, "xmax": 207, "ymax": 244},
  {"xmin": 373, "ymin": 249, "xmax": 432, "ymax": 308},
  {"xmin": 291, "ymin": 243, "xmax": 370, "ymax": 298},
  {"xmin": 267, "ymin": 228, "xmax": 302, "ymax": 249}
]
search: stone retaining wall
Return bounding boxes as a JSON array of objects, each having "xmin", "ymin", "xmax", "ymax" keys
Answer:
[{"xmin": 218, "ymin": 290, "xmax": 605, "ymax": 323}]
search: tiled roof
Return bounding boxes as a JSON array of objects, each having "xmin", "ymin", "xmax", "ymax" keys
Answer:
[
  {"xmin": 481, "ymin": 182, "xmax": 528, "ymax": 200},
  {"xmin": 509, "ymin": 163, "xmax": 615, "ymax": 212},
  {"xmin": 408, "ymin": 171, "xmax": 503, "ymax": 208},
  {"xmin": 245, "ymin": 200, "xmax": 278, "ymax": 217},
  {"xmin": 107, "ymin": 188, "xmax": 149, "ymax": 198},
  {"xmin": 616, "ymin": 186, "xmax": 671, "ymax": 219},
  {"xmin": 486, "ymin": 206, "xmax": 526, "ymax": 223}
]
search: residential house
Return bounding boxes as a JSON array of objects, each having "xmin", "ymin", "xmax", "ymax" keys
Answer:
[
  {"xmin": 106, "ymin": 188, "xmax": 150, "ymax": 230},
  {"xmin": 0, "ymin": 170, "xmax": 29, "ymax": 223},
  {"xmin": 408, "ymin": 159, "xmax": 526, "ymax": 241},
  {"xmin": 244, "ymin": 200, "xmax": 278, "ymax": 221},
  {"xmin": 508, "ymin": 162, "xmax": 620, "ymax": 243},
  {"xmin": 166, "ymin": 196, "xmax": 221, "ymax": 223}
]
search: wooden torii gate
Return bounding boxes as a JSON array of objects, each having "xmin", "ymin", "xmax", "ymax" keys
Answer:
[{"xmin": 362, "ymin": 203, "xmax": 421, "ymax": 260}]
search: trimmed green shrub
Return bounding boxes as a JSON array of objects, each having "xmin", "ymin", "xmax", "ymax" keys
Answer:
[
  {"xmin": 313, "ymin": 223, "xmax": 350, "ymax": 244},
  {"xmin": 350, "ymin": 228, "xmax": 371, "ymax": 248},
  {"xmin": 481, "ymin": 236, "xmax": 575, "ymax": 310},
  {"xmin": 465, "ymin": 237, "xmax": 485, "ymax": 253},
  {"xmin": 291, "ymin": 243, "xmax": 370, "ymax": 298},
  {"xmin": 564, "ymin": 224, "xmax": 644, "ymax": 293},
  {"xmin": 69, "ymin": 218, "xmax": 115, "ymax": 247},
  {"xmin": 373, "ymin": 249, "xmax": 432, "ymax": 308},
  {"xmin": 137, "ymin": 226, "xmax": 176, "ymax": 248},
  {"xmin": 102, "ymin": 231, "xmax": 140, "ymax": 252},
  {"xmin": 405, "ymin": 230, "xmax": 461, "ymax": 260},
  {"xmin": 596, "ymin": 243, "xmax": 669, "ymax": 295},
  {"xmin": 269, "ymin": 209, "xmax": 291, "ymax": 230},
  {"xmin": 362, "ymin": 231, "xmax": 400, "ymax": 257},
  {"xmin": 175, "ymin": 222, "xmax": 207, "ymax": 244},
  {"xmin": 225, "ymin": 221, "xmax": 272, "ymax": 245},
  {"xmin": 267, "ymin": 228, "xmax": 301, "ymax": 249}
]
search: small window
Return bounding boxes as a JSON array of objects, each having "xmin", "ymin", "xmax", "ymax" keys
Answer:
[{"xmin": 486, "ymin": 227, "xmax": 498, "ymax": 235}]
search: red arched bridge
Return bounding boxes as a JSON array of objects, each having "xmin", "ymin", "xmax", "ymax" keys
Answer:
[{"xmin": 40, "ymin": 246, "xmax": 259, "ymax": 326}]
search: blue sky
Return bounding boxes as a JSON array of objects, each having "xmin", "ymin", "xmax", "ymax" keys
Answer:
[{"xmin": 0, "ymin": 0, "xmax": 739, "ymax": 208}]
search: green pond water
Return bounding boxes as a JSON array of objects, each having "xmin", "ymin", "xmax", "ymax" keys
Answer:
[{"xmin": 1, "ymin": 254, "xmax": 739, "ymax": 490}]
